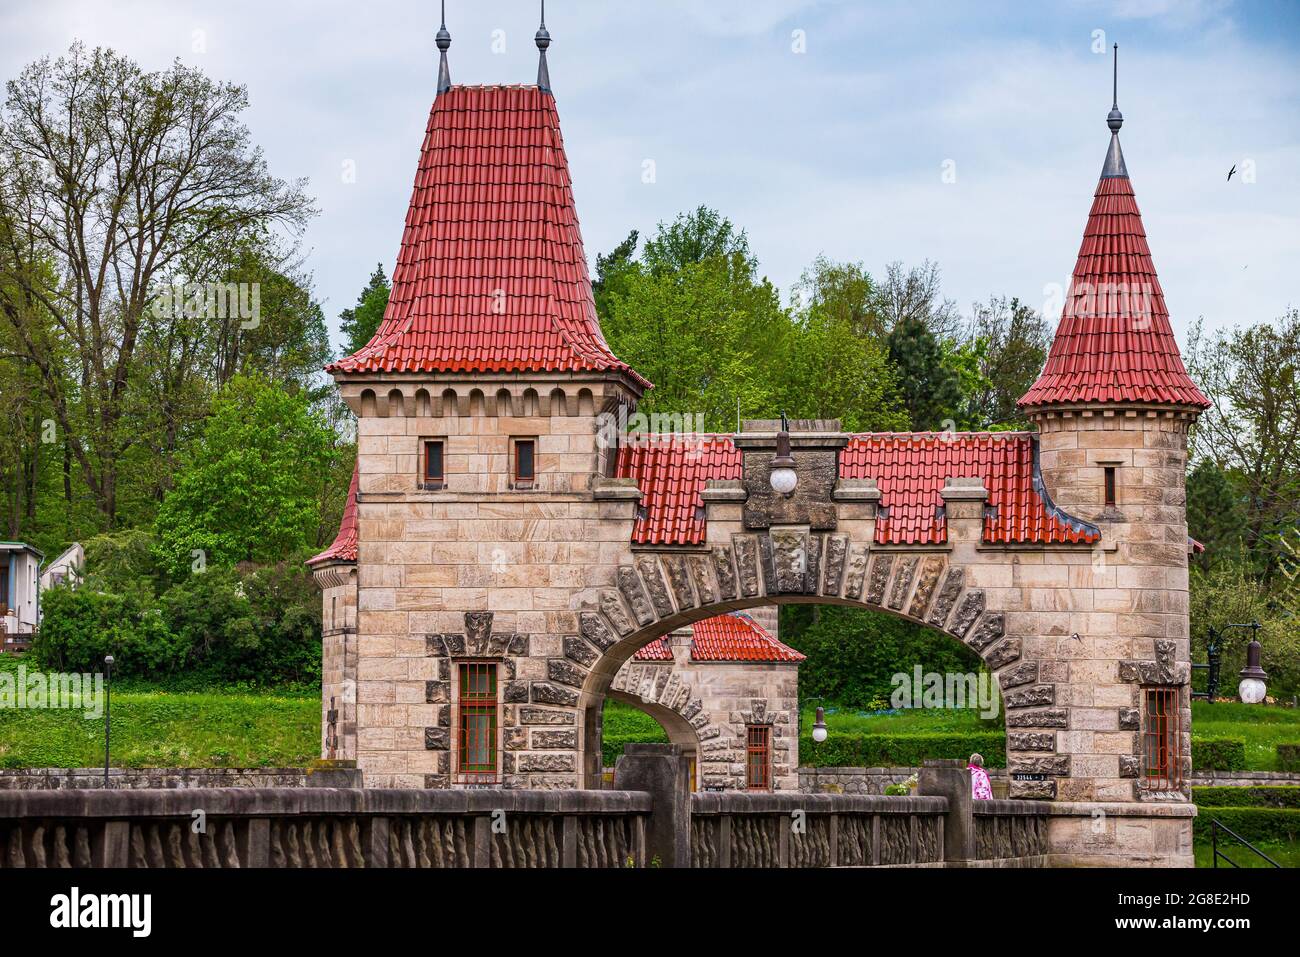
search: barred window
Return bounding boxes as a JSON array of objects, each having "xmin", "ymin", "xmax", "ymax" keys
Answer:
[
  {"xmin": 746, "ymin": 725, "xmax": 771, "ymax": 791},
  {"xmin": 1142, "ymin": 686, "xmax": 1182, "ymax": 791},
  {"xmin": 457, "ymin": 662, "xmax": 499, "ymax": 783}
]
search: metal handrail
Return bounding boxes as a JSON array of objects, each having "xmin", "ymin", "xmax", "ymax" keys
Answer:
[{"xmin": 1211, "ymin": 818, "xmax": 1281, "ymax": 868}]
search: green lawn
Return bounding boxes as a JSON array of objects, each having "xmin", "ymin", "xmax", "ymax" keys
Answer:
[
  {"xmin": 0, "ymin": 656, "xmax": 316, "ymax": 768},
  {"xmin": 1194, "ymin": 842, "xmax": 1300, "ymax": 868},
  {"xmin": 1191, "ymin": 701, "xmax": 1300, "ymax": 771}
]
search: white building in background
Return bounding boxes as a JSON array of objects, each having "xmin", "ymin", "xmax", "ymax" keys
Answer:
[
  {"xmin": 0, "ymin": 541, "xmax": 42, "ymax": 651},
  {"xmin": 40, "ymin": 543, "xmax": 84, "ymax": 596}
]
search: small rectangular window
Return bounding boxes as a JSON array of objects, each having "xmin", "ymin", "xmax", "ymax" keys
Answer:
[
  {"xmin": 423, "ymin": 440, "xmax": 444, "ymax": 488},
  {"xmin": 513, "ymin": 438, "xmax": 536, "ymax": 487},
  {"xmin": 1142, "ymin": 686, "xmax": 1181, "ymax": 791},
  {"xmin": 746, "ymin": 725, "xmax": 771, "ymax": 791},
  {"xmin": 1104, "ymin": 467, "xmax": 1117, "ymax": 507},
  {"xmin": 457, "ymin": 662, "xmax": 499, "ymax": 782}
]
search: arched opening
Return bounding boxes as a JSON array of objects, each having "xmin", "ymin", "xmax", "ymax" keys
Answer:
[
  {"xmin": 602, "ymin": 690, "xmax": 701, "ymax": 790},
  {"xmin": 578, "ymin": 591, "xmax": 1010, "ymax": 792}
]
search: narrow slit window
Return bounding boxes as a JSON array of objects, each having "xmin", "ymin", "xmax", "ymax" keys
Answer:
[
  {"xmin": 424, "ymin": 440, "xmax": 445, "ymax": 487},
  {"xmin": 746, "ymin": 725, "xmax": 771, "ymax": 791},
  {"xmin": 513, "ymin": 438, "xmax": 536, "ymax": 487},
  {"xmin": 457, "ymin": 662, "xmax": 499, "ymax": 783},
  {"xmin": 1104, "ymin": 466, "xmax": 1117, "ymax": 507},
  {"xmin": 1142, "ymin": 686, "xmax": 1181, "ymax": 791}
]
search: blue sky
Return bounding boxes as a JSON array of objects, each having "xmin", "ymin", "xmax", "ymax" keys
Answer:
[{"xmin": 3, "ymin": 0, "xmax": 1298, "ymax": 353}]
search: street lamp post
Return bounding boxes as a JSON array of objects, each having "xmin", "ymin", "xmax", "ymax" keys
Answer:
[{"xmin": 103, "ymin": 654, "xmax": 113, "ymax": 787}]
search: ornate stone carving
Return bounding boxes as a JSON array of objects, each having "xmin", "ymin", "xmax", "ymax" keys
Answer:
[
  {"xmin": 662, "ymin": 554, "xmax": 697, "ymax": 610},
  {"xmin": 907, "ymin": 556, "xmax": 945, "ymax": 618},
  {"xmin": 1006, "ymin": 708, "xmax": 1067, "ymax": 728},
  {"xmin": 984, "ymin": 638, "xmax": 1021, "ymax": 671},
  {"xmin": 636, "ymin": 556, "xmax": 675, "ymax": 617},
  {"xmin": 711, "ymin": 546, "xmax": 738, "ymax": 600},
  {"xmin": 887, "ymin": 556, "xmax": 918, "ymax": 610},
  {"xmin": 865, "ymin": 554, "xmax": 894, "ymax": 605},
  {"xmin": 966, "ymin": 612, "xmax": 1005, "ymax": 652},
  {"xmin": 733, "ymin": 535, "xmax": 761, "ymax": 598},
  {"xmin": 770, "ymin": 528, "xmax": 808, "ymax": 594},
  {"xmin": 617, "ymin": 566, "xmax": 655, "ymax": 626},
  {"xmin": 949, "ymin": 590, "xmax": 986, "ymax": 639},
  {"xmin": 822, "ymin": 534, "xmax": 849, "ymax": 596},
  {"xmin": 927, "ymin": 568, "xmax": 965, "ymax": 628}
]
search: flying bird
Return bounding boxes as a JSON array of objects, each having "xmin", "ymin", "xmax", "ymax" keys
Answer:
[{"xmin": 1227, "ymin": 164, "xmax": 1237, "ymax": 181}]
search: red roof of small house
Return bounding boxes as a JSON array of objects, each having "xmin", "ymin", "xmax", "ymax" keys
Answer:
[
  {"xmin": 617, "ymin": 435, "xmax": 743, "ymax": 546},
  {"xmin": 632, "ymin": 613, "xmax": 805, "ymax": 663},
  {"xmin": 327, "ymin": 85, "xmax": 646, "ymax": 388},
  {"xmin": 1019, "ymin": 139, "xmax": 1209, "ymax": 409},
  {"xmin": 307, "ymin": 463, "xmax": 359, "ymax": 566},
  {"xmin": 616, "ymin": 432, "xmax": 1099, "ymax": 548}
]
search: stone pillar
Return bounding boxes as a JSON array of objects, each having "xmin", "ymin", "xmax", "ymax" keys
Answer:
[
  {"xmin": 613, "ymin": 743, "xmax": 691, "ymax": 867},
  {"xmin": 918, "ymin": 758, "xmax": 974, "ymax": 862}
]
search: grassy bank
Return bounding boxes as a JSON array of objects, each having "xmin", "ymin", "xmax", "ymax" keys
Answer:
[
  {"xmin": 0, "ymin": 656, "xmax": 316, "ymax": 768},
  {"xmin": 1191, "ymin": 701, "xmax": 1300, "ymax": 771}
]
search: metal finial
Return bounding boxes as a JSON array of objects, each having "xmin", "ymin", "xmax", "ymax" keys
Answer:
[
  {"xmin": 436, "ymin": 0, "xmax": 452, "ymax": 95},
  {"xmin": 1101, "ymin": 42, "xmax": 1128, "ymax": 178},
  {"xmin": 1107, "ymin": 43, "xmax": 1123, "ymax": 133},
  {"xmin": 536, "ymin": 0, "xmax": 552, "ymax": 92}
]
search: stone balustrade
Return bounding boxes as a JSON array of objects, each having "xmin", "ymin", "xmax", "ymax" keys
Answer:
[{"xmin": 0, "ymin": 787, "xmax": 652, "ymax": 868}]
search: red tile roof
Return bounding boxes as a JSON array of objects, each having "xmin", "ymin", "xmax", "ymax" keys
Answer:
[
  {"xmin": 616, "ymin": 432, "xmax": 1099, "ymax": 547},
  {"xmin": 327, "ymin": 85, "xmax": 647, "ymax": 388},
  {"xmin": 632, "ymin": 614, "xmax": 805, "ymax": 663},
  {"xmin": 1020, "ymin": 153, "xmax": 1209, "ymax": 409},
  {"xmin": 307, "ymin": 463, "xmax": 359, "ymax": 566},
  {"xmin": 841, "ymin": 432, "xmax": 1099, "ymax": 546},
  {"xmin": 617, "ymin": 435, "xmax": 742, "ymax": 546},
  {"xmin": 634, "ymin": 637, "xmax": 674, "ymax": 660}
]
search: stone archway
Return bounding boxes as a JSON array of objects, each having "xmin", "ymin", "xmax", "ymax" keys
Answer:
[{"xmin": 572, "ymin": 531, "xmax": 1038, "ymax": 794}]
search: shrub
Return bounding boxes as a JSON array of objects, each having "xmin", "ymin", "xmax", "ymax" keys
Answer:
[
  {"xmin": 32, "ymin": 586, "xmax": 188, "ymax": 676},
  {"xmin": 1193, "ymin": 807, "xmax": 1300, "ymax": 846},
  {"xmin": 1277, "ymin": 744, "xmax": 1300, "ymax": 773},
  {"xmin": 1192, "ymin": 737, "xmax": 1247, "ymax": 771},
  {"xmin": 1192, "ymin": 786, "xmax": 1300, "ymax": 809},
  {"xmin": 799, "ymin": 732, "xmax": 1005, "ymax": 768}
]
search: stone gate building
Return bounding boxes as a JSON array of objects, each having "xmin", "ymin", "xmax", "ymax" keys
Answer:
[{"xmin": 309, "ymin": 17, "xmax": 1208, "ymax": 863}]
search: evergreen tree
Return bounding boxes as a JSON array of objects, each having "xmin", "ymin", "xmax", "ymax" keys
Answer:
[
  {"xmin": 338, "ymin": 263, "xmax": 390, "ymax": 357},
  {"xmin": 886, "ymin": 314, "xmax": 963, "ymax": 431}
]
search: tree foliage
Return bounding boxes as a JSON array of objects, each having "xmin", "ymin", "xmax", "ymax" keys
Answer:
[{"xmin": 153, "ymin": 375, "xmax": 335, "ymax": 575}]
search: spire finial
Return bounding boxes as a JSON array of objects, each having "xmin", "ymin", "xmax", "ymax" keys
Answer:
[
  {"xmin": 436, "ymin": 0, "xmax": 452, "ymax": 95},
  {"xmin": 535, "ymin": 0, "xmax": 552, "ymax": 93},
  {"xmin": 1101, "ymin": 42, "xmax": 1128, "ymax": 178},
  {"xmin": 1107, "ymin": 43, "xmax": 1122, "ymax": 133}
]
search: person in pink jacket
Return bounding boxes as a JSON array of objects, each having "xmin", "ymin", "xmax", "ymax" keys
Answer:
[{"xmin": 968, "ymin": 753, "xmax": 993, "ymax": 800}]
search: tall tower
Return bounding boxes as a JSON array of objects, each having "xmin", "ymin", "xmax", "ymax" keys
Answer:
[
  {"xmin": 322, "ymin": 10, "xmax": 648, "ymax": 788},
  {"xmin": 1018, "ymin": 46, "xmax": 1209, "ymax": 801}
]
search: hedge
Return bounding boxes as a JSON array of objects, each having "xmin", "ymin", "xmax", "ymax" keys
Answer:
[
  {"xmin": 799, "ymin": 732, "xmax": 1005, "ymax": 769},
  {"xmin": 1278, "ymin": 744, "xmax": 1300, "ymax": 773},
  {"xmin": 1193, "ymin": 786, "xmax": 1300, "ymax": 809},
  {"xmin": 1192, "ymin": 807, "xmax": 1300, "ymax": 846},
  {"xmin": 602, "ymin": 732, "xmax": 667, "ymax": 767},
  {"xmin": 1192, "ymin": 737, "xmax": 1247, "ymax": 771}
]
